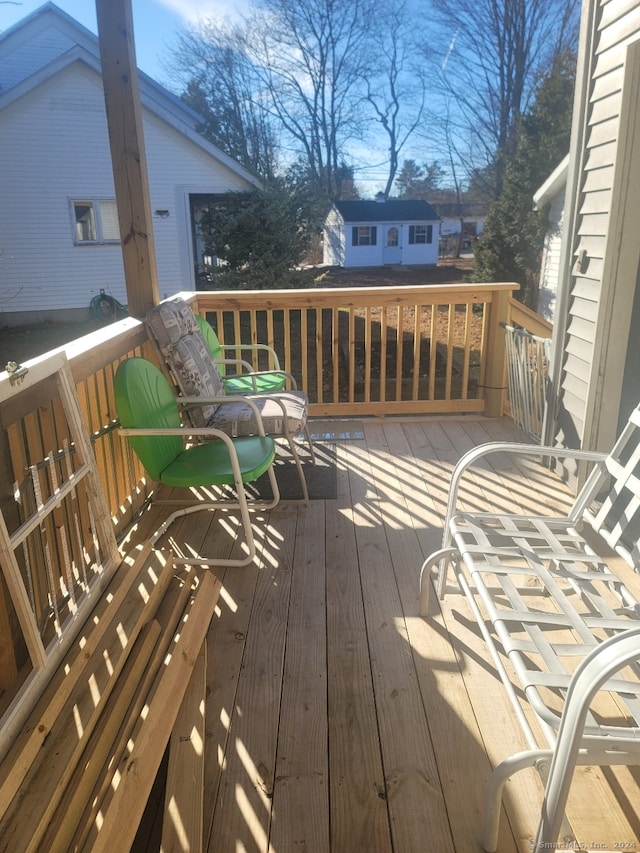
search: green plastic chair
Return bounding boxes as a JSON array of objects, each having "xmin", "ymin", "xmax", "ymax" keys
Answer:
[
  {"xmin": 194, "ymin": 313, "xmax": 294, "ymax": 395},
  {"xmin": 114, "ymin": 357, "xmax": 279, "ymax": 566}
]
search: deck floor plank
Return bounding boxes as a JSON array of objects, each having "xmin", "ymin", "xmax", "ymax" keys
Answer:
[
  {"xmin": 367, "ymin": 419, "xmax": 521, "ymax": 852},
  {"xmin": 269, "ymin": 498, "xmax": 330, "ymax": 853},
  {"xmin": 345, "ymin": 429, "xmax": 455, "ymax": 852},
  {"xmin": 129, "ymin": 417, "xmax": 640, "ymax": 853},
  {"xmin": 325, "ymin": 440, "xmax": 392, "ymax": 852},
  {"xmin": 207, "ymin": 506, "xmax": 298, "ymax": 853}
]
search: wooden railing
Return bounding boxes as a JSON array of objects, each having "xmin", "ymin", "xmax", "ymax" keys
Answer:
[
  {"xmin": 190, "ymin": 282, "xmax": 517, "ymax": 418},
  {"xmin": 508, "ymin": 296, "xmax": 553, "ymax": 337},
  {"xmin": 0, "ymin": 280, "xmax": 518, "ymax": 717}
]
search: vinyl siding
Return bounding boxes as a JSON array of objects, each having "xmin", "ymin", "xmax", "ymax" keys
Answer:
[
  {"xmin": 537, "ymin": 190, "xmax": 564, "ymax": 322},
  {"xmin": 0, "ymin": 62, "xmax": 253, "ymax": 319},
  {"xmin": 0, "ymin": 65, "xmax": 126, "ymax": 316},
  {"xmin": 143, "ymin": 111, "xmax": 254, "ymax": 298},
  {"xmin": 557, "ymin": 0, "xmax": 640, "ymax": 450},
  {"xmin": 0, "ymin": 18, "xmax": 81, "ymax": 91}
]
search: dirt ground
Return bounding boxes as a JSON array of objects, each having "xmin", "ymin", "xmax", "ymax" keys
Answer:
[{"xmin": 0, "ymin": 259, "xmax": 475, "ymax": 371}]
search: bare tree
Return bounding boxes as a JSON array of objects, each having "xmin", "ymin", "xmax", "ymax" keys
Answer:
[
  {"xmin": 237, "ymin": 0, "xmax": 377, "ymax": 199},
  {"xmin": 427, "ymin": 0, "xmax": 579, "ymax": 196},
  {"xmin": 362, "ymin": 3, "xmax": 427, "ymax": 197},
  {"xmin": 167, "ymin": 22, "xmax": 278, "ymax": 179}
]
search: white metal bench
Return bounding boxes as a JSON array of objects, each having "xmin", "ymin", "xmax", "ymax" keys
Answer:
[{"xmin": 419, "ymin": 406, "xmax": 640, "ymax": 851}]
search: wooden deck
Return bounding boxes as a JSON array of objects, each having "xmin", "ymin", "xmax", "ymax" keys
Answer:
[{"xmin": 128, "ymin": 416, "xmax": 640, "ymax": 853}]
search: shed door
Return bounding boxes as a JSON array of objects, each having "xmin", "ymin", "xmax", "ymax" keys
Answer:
[{"xmin": 383, "ymin": 226, "xmax": 402, "ymax": 264}]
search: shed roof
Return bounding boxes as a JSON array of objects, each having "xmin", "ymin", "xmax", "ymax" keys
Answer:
[{"xmin": 334, "ymin": 199, "xmax": 439, "ymax": 223}]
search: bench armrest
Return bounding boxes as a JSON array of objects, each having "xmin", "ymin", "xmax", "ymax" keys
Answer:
[{"xmin": 442, "ymin": 442, "xmax": 608, "ymax": 549}]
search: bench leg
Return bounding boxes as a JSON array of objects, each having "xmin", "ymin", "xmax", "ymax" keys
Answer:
[
  {"xmin": 482, "ymin": 749, "xmax": 552, "ymax": 852},
  {"xmin": 419, "ymin": 547, "xmax": 458, "ymax": 616}
]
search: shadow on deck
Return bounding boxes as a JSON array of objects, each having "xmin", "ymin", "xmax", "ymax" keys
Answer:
[{"xmin": 125, "ymin": 416, "xmax": 640, "ymax": 853}]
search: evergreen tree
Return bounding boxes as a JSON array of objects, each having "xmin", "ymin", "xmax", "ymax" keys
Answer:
[
  {"xmin": 197, "ymin": 178, "xmax": 317, "ymax": 289},
  {"xmin": 473, "ymin": 50, "xmax": 576, "ymax": 307},
  {"xmin": 395, "ymin": 160, "xmax": 444, "ymax": 199}
]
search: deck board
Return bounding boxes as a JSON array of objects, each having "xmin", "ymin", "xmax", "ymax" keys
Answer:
[{"xmin": 133, "ymin": 416, "xmax": 640, "ymax": 853}]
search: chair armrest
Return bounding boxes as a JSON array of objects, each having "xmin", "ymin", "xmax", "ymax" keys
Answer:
[
  {"xmin": 219, "ymin": 343, "xmax": 281, "ymax": 371},
  {"xmin": 535, "ymin": 626, "xmax": 640, "ymax": 846},
  {"xmin": 178, "ymin": 394, "xmax": 270, "ymax": 436},
  {"xmin": 215, "ymin": 360, "xmax": 298, "ymax": 390},
  {"xmin": 120, "ymin": 426, "xmax": 236, "ymax": 440},
  {"xmin": 215, "ymin": 357, "xmax": 259, "ymax": 373},
  {"xmin": 441, "ymin": 442, "xmax": 609, "ymax": 548}
]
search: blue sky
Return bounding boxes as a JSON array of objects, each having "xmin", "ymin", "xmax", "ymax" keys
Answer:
[
  {"xmin": 0, "ymin": 1, "xmax": 245, "ymax": 84},
  {"xmin": 0, "ymin": 0, "xmax": 429, "ymax": 194}
]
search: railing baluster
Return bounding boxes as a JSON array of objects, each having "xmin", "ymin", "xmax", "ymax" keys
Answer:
[
  {"xmin": 462, "ymin": 303, "xmax": 472, "ymax": 398},
  {"xmin": 284, "ymin": 308, "xmax": 292, "ymax": 379},
  {"xmin": 332, "ymin": 307, "xmax": 339, "ymax": 404},
  {"xmin": 445, "ymin": 304, "xmax": 455, "ymax": 401},
  {"xmin": 412, "ymin": 304, "xmax": 421, "ymax": 401},
  {"xmin": 429, "ymin": 306, "xmax": 437, "ymax": 400},
  {"xmin": 316, "ymin": 308, "xmax": 323, "ymax": 405},
  {"xmin": 396, "ymin": 305, "xmax": 404, "ymax": 401},
  {"xmin": 301, "ymin": 307, "xmax": 308, "ymax": 397},
  {"xmin": 365, "ymin": 307, "xmax": 372, "ymax": 404},
  {"xmin": 380, "ymin": 306, "xmax": 388, "ymax": 404},
  {"xmin": 348, "ymin": 308, "xmax": 355, "ymax": 404}
]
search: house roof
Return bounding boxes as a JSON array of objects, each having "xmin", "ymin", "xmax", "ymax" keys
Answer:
[
  {"xmin": 0, "ymin": 2, "xmax": 261, "ymax": 188},
  {"xmin": 533, "ymin": 154, "xmax": 569, "ymax": 210},
  {"xmin": 333, "ymin": 199, "xmax": 439, "ymax": 223}
]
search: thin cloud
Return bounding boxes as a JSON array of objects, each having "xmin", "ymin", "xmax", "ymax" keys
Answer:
[{"xmin": 156, "ymin": 0, "xmax": 250, "ymax": 25}]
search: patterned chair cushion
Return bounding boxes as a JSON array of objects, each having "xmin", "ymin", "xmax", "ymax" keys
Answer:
[
  {"xmin": 146, "ymin": 299, "xmax": 225, "ymax": 427},
  {"xmin": 208, "ymin": 390, "xmax": 308, "ymax": 437},
  {"xmin": 146, "ymin": 298, "xmax": 199, "ymax": 353},
  {"xmin": 146, "ymin": 298, "xmax": 308, "ymax": 436}
]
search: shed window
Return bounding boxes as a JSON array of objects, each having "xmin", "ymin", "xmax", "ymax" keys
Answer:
[
  {"xmin": 352, "ymin": 226, "xmax": 377, "ymax": 246},
  {"xmin": 72, "ymin": 199, "xmax": 120, "ymax": 244},
  {"xmin": 409, "ymin": 225, "xmax": 433, "ymax": 245}
]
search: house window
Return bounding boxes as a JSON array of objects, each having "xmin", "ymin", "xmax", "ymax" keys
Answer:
[
  {"xmin": 409, "ymin": 225, "xmax": 433, "ymax": 245},
  {"xmin": 352, "ymin": 225, "xmax": 377, "ymax": 246},
  {"xmin": 72, "ymin": 199, "xmax": 120, "ymax": 244}
]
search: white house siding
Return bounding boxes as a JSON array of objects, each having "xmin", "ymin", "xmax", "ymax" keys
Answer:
[
  {"xmin": 535, "ymin": 155, "xmax": 568, "ymax": 323},
  {"xmin": 0, "ymin": 64, "xmax": 127, "ymax": 321},
  {"xmin": 142, "ymin": 112, "xmax": 254, "ymax": 299},
  {"xmin": 554, "ymin": 0, "xmax": 640, "ymax": 458},
  {"xmin": 0, "ymin": 62, "xmax": 254, "ymax": 323},
  {"xmin": 0, "ymin": 15, "xmax": 84, "ymax": 91},
  {"xmin": 537, "ymin": 190, "xmax": 563, "ymax": 322}
]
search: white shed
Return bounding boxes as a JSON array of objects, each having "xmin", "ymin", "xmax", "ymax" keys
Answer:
[
  {"xmin": 323, "ymin": 195, "xmax": 440, "ymax": 268},
  {"xmin": 0, "ymin": 3, "xmax": 260, "ymax": 326}
]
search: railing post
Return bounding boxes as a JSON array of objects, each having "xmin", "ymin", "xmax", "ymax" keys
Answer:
[{"xmin": 483, "ymin": 286, "xmax": 515, "ymax": 417}]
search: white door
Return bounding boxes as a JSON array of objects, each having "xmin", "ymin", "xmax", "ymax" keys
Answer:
[{"xmin": 383, "ymin": 225, "xmax": 402, "ymax": 264}]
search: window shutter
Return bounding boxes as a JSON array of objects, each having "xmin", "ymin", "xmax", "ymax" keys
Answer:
[
  {"xmin": 427, "ymin": 225, "xmax": 433, "ymax": 244},
  {"xmin": 371, "ymin": 226, "xmax": 377, "ymax": 245},
  {"xmin": 352, "ymin": 226, "xmax": 358, "ymax": 246},
  {"xmin": 409, "ymin": 225, "xmax": 415, "ymax": 244}
]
